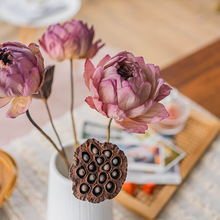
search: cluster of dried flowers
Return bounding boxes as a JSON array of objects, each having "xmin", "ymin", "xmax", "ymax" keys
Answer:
[{"xmin": 0, "ymin": 19, "xmax": 171, "ymax": 203}]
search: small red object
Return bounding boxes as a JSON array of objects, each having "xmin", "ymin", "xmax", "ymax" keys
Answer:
[
  {"xmin": 141, "ymin": 183, "xmax": 156, "ymax": 195},
  {"xmin": 122, "ymin": 182, "xmax": 137, "ymax": 196}
]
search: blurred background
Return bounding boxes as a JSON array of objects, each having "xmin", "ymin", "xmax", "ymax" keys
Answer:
[{"xmin": 0, "ymin": 0, "xmax": 220, "ymax": 146}]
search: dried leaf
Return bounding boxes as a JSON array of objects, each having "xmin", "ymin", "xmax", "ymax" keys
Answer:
[{"xmin": 33, "ymin": 65, "xmax": 55, "ymax": 100}]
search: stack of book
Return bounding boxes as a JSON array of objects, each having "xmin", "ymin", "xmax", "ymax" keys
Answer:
[{"xmin": 82, "ymin": 121, "xmax": 185, "ymax": 186}]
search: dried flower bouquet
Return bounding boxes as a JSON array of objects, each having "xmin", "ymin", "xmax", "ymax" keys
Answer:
[{"xmin": 0, "ymin": 19, "xmax": 171, "ymax": 203}]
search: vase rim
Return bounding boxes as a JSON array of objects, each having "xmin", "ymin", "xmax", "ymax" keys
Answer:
[{"xmin": 50, "ymin": 141, "xmax": 75, "ymax": 183}]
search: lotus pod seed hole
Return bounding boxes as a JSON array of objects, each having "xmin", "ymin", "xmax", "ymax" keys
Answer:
[
  {"xmin": 103, "ymin": 150, "xmax": 112, "ymax": 158},
  {"xmin": 80, "ymin": 184, "xmax": 89, "ymax": 194},
  {"xmin": 106, "ymin": 181, "xmax": 115, "ymax": 193},
  {"xmin": 99, "ymin": 173, "xmax": 107, "ymax": 184},
  {"xmin": 111, "ymin": 169, "xmax": 120, "ymax": 179},
  {"xmin": 88, "ymin": 162, "xmax": 96, "ymax": 172},
  {"xmin": 93, "ymin": 185, "xmax": 102, "ymax": 197},
  {"xmin": 102, "ymin": 163, "xmax": 111, "ymax": 171},
  {"xmin": 76, "ymin": 167, "xmax": 86, "ymax": 178},
  {"xmin": 95, "ymin": 156, "xmax": 104, "ymax": 165},
  {"xmin": 82, "ymin": 152, "xmax": 90, "ymax": 163},
  {"xmin": 88, "ymin": 174, "xmax": 96, "ymax": 184},
  {"xmin": 112, "ymin": 157, "xmax": 121, "ymax": 166},
  {"xmin": 91, "ymin": 144, "xmax": 99, "ymax": 155}
]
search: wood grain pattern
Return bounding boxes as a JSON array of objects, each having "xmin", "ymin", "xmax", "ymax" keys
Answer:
[{"xmin": 161, "ymin": 39, "xmax": 220, "ymax": 117}]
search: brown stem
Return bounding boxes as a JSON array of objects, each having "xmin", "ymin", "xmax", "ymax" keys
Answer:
[
  {"xmin": 107, "ymin": 118, "xmax": 113, "ymax": 142},
  {"xmin": 70, "ymin": 59, "xmax": 78, "ymax": 150},
  {"xmin": 44, "ymin": 99, "xmax": 66, "ymax": 158},
  {"xmin": 26, "ymin": 110, "xmax": 70, "ymax": 168}
]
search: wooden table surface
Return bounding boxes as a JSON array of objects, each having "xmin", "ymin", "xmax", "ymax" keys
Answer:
[{"xmin": 161, "ymin": 39, "xmax": 220, "ymax": 118}]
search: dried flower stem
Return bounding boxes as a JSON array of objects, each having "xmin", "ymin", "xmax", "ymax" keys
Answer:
[
  {"xmin": 26, "ymin": 110, "xmax": 70, "ymax": 168},
  {"xmin": 43, "ymin": 99, "xmax": 66, "ymax": 158},
  {"xmin": 70, "ymin": 59, "xmax": 78, "ymax": 150},
  {"xmin": 107, "ymin": 118, "xmax": 113, "ymax": 142}
]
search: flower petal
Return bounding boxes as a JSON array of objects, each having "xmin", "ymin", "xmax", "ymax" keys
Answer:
[
  {"xmin": 63, "ymin": 34, "xmax": 80, "ymax": 59},
  {"xmin": 2, "ymin": 41, "xmax": 28, "ymax": 49},
  {"xmin": 89, "ymin": 78, "xmax": 99, "ymax": 98},
  {"xmin": 63, "ymin": 21, "xmax": 76, "ymax": 33},
  {"xmin": 0, "ymin": 97, "xmax": 12, "ymax": 107},
  {"xmin": 0, "ymin": 69, "xmax": 8, "ymax": 86},
  {"xmin": 82, "ymin": 40, "xmax": 104, "ymax": 59},
  {"xmin": 28, "ymin": 43, "xmax": 44, "ymax": 74},
  {"xmin": 6, "ymin": 96, "xmax": 32, "ymax": 118},
  {"xmin": 155, "ymin": 84, "xmax": 172, "ymax": 101},
  {"xmin": 139, "ymin": 81, "xmax": 151, "ymax": 104},
  {"xmin": 117, "ymin": 86, "xmax": 140, "ymax": 111},
  {"xmin": 103, "ymin": 67, "xmax": 122, "ymax": 89},
  {"xmin": 49, "ymin": 24, "xmax": 69, "ymax": 41},
  {"xmin": 104, "ymin": 55, "xmax": 126, "ymax": 69},
  {"xmin": 23, "ymin": 67, "xmax": 41, "ymax": 96},
  {"xmin": 5, "ymin": 74, "xmax": 24, "ymax": 97},
  {"xmin": 99, "ymin": 79, "xmax": 117, "ymax": 104},
  {"xmin": 151, "ymin": 78, "xmax": 164, "ymax": 100},
  {"xmin": 134, "ymin": 102, "xmax": 169, "ymax": 124},
  {"xmin": 39, "ymin": 34, "xmax": 48, "ymax": 53},
  {"xmin": 85, "ymin": 96, "xmax": 96, "ymax": 110},
  {"xmin": 125, "ymin": 99, "xmax": 154, "ymax": 118},
  {"xmin": 84, "ymin": 59, "xmax": 95, "ymax": 89},
  {"xmin": 115, "ymin": 118, "xmax": 148, "ymax": 133},
  {"xmin": 17, "ymin": 56, "xmax": 35, "ymax": 78},
  {"xmin": 142, "ymin": 64, "xmax": 158, "ymax": 90},
  {"xmin": 92, "ymin": 67, "xmax": 104, "ymax": 91},
  {"xmin": 97, "ymin": 54, "xmax": 111, "ymax": 67},
  {"xmin": 103, "ymin": 103, "xmax": 126, "ymax": 120},
  {"xmin": 0, "ymin": 87, "xmax": 7, "ymax": 97},
  {"xmin": 85, "ymin": 96, "xmax": 107, "ymax": 117},
  {"xmin": 43, "ymin": 32, "xmax": 65, "ymax": 61}
]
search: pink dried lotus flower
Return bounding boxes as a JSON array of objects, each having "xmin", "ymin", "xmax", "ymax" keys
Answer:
[
  {"xmin": 84, "ymin": 51, "xmax": 172, "ymax": 133},
  {"xmin": 39, "ymin": 20, "xmax": 104, "ymax": 61},
  {"xmin": 0, "ymin": 42, "xmax": 45, "ymax": 118}
]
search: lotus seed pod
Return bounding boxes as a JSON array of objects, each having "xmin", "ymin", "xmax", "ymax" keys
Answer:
[{"xmin": 69, "ymin": 139, "xmax": 127, "ymax": 203}]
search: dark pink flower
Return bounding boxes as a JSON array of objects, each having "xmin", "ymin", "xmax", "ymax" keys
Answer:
[
  {"xmin": 84, "ymin": 51, "xmax": 172, "ymax": 133},
  {"xmin": 39, "ymin": 20, "xmax": 104, "ymax": 61},
  {"xmin": 0, "ymin": 42, "xmax": 45, "ymax": 118}
]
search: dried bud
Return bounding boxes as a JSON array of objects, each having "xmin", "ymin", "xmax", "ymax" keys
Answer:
[{"xmin": 69, "ymin": 139, "xmax": 127, "ymax": 203}]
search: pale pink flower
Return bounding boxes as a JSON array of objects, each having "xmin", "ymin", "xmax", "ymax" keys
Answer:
[
  {"xmin": 84, "ymin": 51, "xmax": 171, "ymax": 133},
  {"xmin": 0, "ymin": 42, "xmax": 45, "ymax": 118},
  {"xmin": 39, "ymin": 20, "xmax": 104, "ymax": 61}
]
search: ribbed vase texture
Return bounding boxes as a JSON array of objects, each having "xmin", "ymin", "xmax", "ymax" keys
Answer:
[{"xmin": 47, "ymin": 144, "xmax": 113, "ymax": 220}]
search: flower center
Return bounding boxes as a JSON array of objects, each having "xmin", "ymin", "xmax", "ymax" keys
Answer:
[
  {"xmin": 117, "ymin": 63, "xmax": 134, "ymax": 80},
  {"xmin": 0, "ymin": 48, "xmax": 13, "ymax": 66}
]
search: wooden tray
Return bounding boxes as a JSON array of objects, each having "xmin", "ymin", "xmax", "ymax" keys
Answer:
[
  {"xmin": 0, "ymin": 150, "xmax": 18, "ymax": 207},
  {"xmin": 114, "ymin": 109, "xmax": 220, "ymax": 219}
]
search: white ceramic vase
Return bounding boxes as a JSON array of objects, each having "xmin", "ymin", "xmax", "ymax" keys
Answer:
[{"xmin": 47, "ymin": 143, "xmax": 113, "ymax": 220}]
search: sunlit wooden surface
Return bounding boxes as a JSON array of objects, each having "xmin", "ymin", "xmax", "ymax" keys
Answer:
[
  {"xmin": 1, "ymin": 0, "xmax": 220, "ymax": 67},
  {"xmin": 162, "ymin": 39, "xmax": 220, "ymax": 118},
  {"xmin": 0, "ymin": 0, "xmax": 220, "ymax": 146}
]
